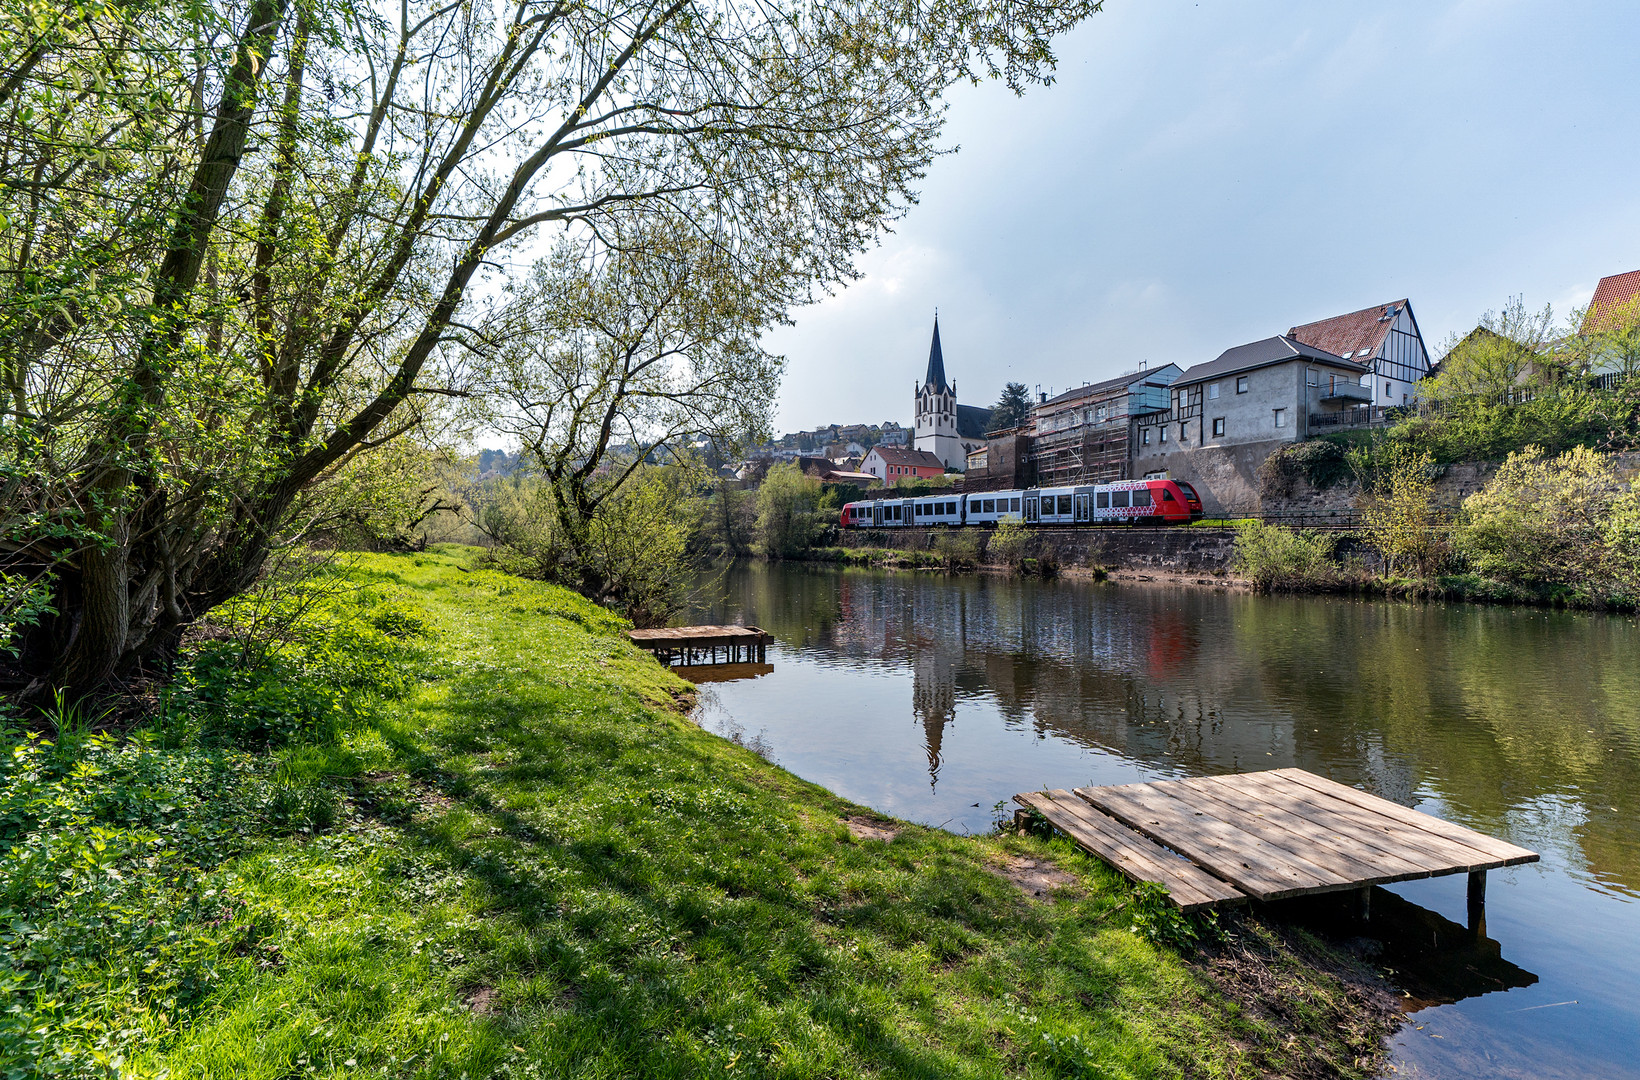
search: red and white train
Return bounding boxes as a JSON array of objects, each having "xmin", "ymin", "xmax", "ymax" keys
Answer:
[{"xmin": 841, "ymin": 478, "xmax": 1204, "ymax": 530}]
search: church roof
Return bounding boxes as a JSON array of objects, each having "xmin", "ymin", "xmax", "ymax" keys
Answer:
[
  {"xmin": 956, "ymin": 404, "xmax": 992, "ymax": 440},
  {"xmin": 923, "ymin": 317, "xmax": 949, "ymax": 393}
]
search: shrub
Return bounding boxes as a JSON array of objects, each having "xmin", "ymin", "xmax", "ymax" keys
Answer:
[
  {"xmin": 1358, "ymin": 447, "xmax": 1451, "ymax": 578},
  {"xmin": 987, "ymin": 516, "xmax": 1030, "ymax": 566},
  {"xmin": 1257, "ymin": 438, "xmax": 1354, "ymax": 499},
  {"xmin": 1454, "ymin": 445, "xmax": 1625, "ymax": 594},
  {"xmin": 1230, "ymin": 521, "xmax": 1338, "ymax": 592},
  {"xmin": 932, "ymin": 530, "xmax": 982, "ymax": 569},
  {"xmin": 755, "ymin": 463, "xmax": 825, "ymax": 558}
]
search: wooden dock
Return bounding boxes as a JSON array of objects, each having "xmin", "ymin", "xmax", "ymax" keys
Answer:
[
  {"xmin": 1016, "ymin": 768, "xmax": 1537, "ymax": 916},
  {"xmin": 628, "ymin": 625, "xmax": 770, "ymax": 666}
]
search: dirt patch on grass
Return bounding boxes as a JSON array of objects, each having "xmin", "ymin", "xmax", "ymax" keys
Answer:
[
  {"xmin": 1192, "ymin": 917, "xmax": 1401, "ymax": 1079},
  {"xmin": 463, "ymin": 986, "xmax": 498, "ymax": 1016},
  {"xmin": 844, "ymin": 815, "xmax": 900, "ymax": 842},
  {"xmin": 991, "ymin": 854, "xmax": 1078, "ymax": 900}
]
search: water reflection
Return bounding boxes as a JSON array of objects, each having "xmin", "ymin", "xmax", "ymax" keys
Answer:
[
  {"xmin": 1289, "ymin": 888, "xmax": 1540, "ymax": 1010},
  {"xmin": 683, "ymin": 563, "xmax": 1640, "ymax": 1079},
  {"xmin": 688, "ymin": 565, "xmax": 1640, "ymax": 897}
]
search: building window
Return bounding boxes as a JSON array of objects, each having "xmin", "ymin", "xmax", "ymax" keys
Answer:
[
  {"xmin": 1179, "ymin": 423, "xmax": 1188, "ymax": 443},
  {"xmin": 1384, "ymin": 381, "xmax": 1392, "ymax": 397},
  {"xmin": 1096, "ymin": 405, "xmax": 1107, "ymax": 422},
  {"xmin": 1208, "ymin": 383, "xmax": 1220, "ymax": 400},
  {"xmin": 1159, "ymin": 426, "xmax": 1168, "ymax": 444},
  {"xmin": 1236, "ymin": 376, "xmax": 1248, "ymax": 394},
  {"xmin": 1212, "ymin": 417, "xmax": 1225, "ymax": 438},
  {"xmin": 1142, "ymin": 428, "xmax": 1151, "ymax": 445},
  {"xmin": 1273, "ymin": 408, "xmax": 1286, "ymax": 428}
]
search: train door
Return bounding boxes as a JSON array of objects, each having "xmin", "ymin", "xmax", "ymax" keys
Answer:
[
  {"xmin": 1074, "ymin": 492, "xmax": 1091, "ymax": 523},
  {"xmin": 1024, "ymin": 492, "xmax": 1039, "ymax": 523},
  {"xmin": 872, "ymin": 500, "xmax": 883, "ymax": 527},
  {"xmin": 901, "ymin": 499, "xmax": 916, "ymax": 525}
]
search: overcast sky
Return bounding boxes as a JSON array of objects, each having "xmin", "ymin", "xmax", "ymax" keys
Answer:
[{"xmin": 766, "ymin": 0, "xmax": 1640, "ymax": 435}]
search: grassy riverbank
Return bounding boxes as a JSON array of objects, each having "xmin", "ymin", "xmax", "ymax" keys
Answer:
[{"xmin": 4, "ymin": 549, "xmax": 1395, "ymax": 1078}]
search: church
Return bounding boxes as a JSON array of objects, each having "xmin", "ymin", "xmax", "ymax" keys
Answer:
[{"xmin": 913, "ymin": 317, "xmax": 992, "ymax": 470}]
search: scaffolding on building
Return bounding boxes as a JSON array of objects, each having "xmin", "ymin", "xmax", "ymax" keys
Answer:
[{"xmin": 1023, "ymin": 369, "xmax": 1176, "ymax": 487}]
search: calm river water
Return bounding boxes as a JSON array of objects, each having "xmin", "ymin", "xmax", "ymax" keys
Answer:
[{"xmin": 683, "ymin": 562, "xmax": 1640, "ymax": 1080}]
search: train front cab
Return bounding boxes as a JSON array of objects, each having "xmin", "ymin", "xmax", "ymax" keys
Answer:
[{"xmin": 1151, "ymin": 479, "xmax": 1203, "ymax": 523}]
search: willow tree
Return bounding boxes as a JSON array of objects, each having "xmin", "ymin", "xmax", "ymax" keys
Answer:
[{"xmin": 0, "ymin": 0, "xmax": 1103, "ymax": 696}]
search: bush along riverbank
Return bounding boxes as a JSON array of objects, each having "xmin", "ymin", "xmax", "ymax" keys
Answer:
[
  {"xmin": 1233, "ymin": 445, "xmax": 1640, "ymax": 610},
  {"xmin": 1, "ymin": 548, "xmax": 1399, "ymax": 1078}
]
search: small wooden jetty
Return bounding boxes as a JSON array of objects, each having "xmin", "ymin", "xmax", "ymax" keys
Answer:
[
  {"xmin": 628, "ymin": 625, "xmax": 770, "ymax": 667},
  {"xmin": 1016, "ymin": 768, "xmax": 1537, "ymax": 918}
]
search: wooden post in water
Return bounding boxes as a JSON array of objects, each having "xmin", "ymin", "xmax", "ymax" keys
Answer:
[{"xmin": 1467, "ymin": 870, "xmax": 1487, "ymax": 934}]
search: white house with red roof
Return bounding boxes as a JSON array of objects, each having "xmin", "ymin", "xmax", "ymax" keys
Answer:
[{"xmin": 1288, "ymin": 299, "xmax": 1431, "ymax": 407}]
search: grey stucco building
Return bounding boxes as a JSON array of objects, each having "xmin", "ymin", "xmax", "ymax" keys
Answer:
[{"xmin": 1130, "ymin": 336, "xmax": 1369, "ymax": 513}]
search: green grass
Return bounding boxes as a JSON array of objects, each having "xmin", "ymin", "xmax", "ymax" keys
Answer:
[{"xmin": 2, "ymin": 549, "xmax": 1391, "ymax": 1078}]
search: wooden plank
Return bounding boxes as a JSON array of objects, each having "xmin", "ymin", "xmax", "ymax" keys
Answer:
[
  {"xmin": 1270, "ymin": 769, "xmax": 1538, "ymax": 868},
  {"xmin": 1162, "ymin": 774, "xmax": 1445, "ymax": 885},
  {"xmin": 1076, "ymin": 782, "xmax": 1355, "ymax": 900},
  {"xmin": 1033, "ymin": 792, "xmax": 1248, "ymax": 911},
  {"xmin": 1014, "ymin": 791, "xmax": 1245, "ymax": 911},
  {"xmin": 1224, "ymin": 771, "xmax": 1503, "ymax": 875}
]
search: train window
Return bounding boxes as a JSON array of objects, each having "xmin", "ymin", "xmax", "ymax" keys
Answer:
[
  {"xmin": 1112, "ymin": 491, "xmax": 1130, "ymax": 508},
  {"xmin": 1162, "ymin": 489, "xmax": 1176, "ymax": 501},
  {"xmin": 1096, "ymin": 491, "xmax": 1109, "ymax": 508},
  {"xmin": 1010, "ymin": 498, "xmax": 1021, "ymax": 512},
  {"xmin": 947, "ymin": 501, "xmax": 957, "ymax": 514},
  {"xmin": 983, "ymin": 499, "xmax": 995, "ymax": 513},
  {"xmin": 1056, "ymin": 495, "xmax": 1072, "ymax": 515},
  {"xmin": 1133, "ymin": 489, "xmax": 1152, "ymax": 507},
  {"xmin": 1177, "ymin": 482, "xmax": 1199, "ymax": 500}
]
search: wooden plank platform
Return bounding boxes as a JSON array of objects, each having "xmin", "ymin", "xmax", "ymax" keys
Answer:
[
  {"xmin": 1014, "ymin": 790, "xmax": 1246, "ymax": 911},
  {"xmin": 1017, "ymin": 768, "xmax": 1537, "ymax": 912},
  {"xmin": 628, "ymin": 625, "xmax": 770, "ymax": 666}
]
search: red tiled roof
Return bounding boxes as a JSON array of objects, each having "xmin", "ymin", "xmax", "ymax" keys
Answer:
[
  {"xmin": 1288, "ymin": 300, "xmax": 1409, "ymax": 359},
  {"xmin": 868, "ymin": 446, "xmax": 945, "ymax": 470},
  {"xmin": 1581, "ymin": 269, "xmax": 1640, "ymax": 333}
]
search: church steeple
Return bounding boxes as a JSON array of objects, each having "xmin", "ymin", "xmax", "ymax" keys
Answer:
[{"xmin": 923, "ymin": 316, "xmax": 950, "ymax": 394}]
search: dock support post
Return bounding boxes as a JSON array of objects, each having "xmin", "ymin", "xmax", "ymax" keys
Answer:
[
  {"xmin": 1467, "ymin": 870, "xmax": 1486, "ymax": 933},
  {"xmin": 1357, "ymin": 886, "xmax": 1371, "ymax": 922}
]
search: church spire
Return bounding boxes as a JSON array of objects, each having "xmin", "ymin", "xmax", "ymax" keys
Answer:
[{"xmin": 923, "ymin": 315, "xmax": 949, "ymax": 394}]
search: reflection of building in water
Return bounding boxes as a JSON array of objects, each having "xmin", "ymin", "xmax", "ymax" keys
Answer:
[{"xmin": 912, "ymin": 639, "xmax": 958, "ymax": 789}]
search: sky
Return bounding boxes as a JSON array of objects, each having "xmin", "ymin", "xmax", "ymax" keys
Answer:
[{"xmin": 766, "ymin": 0, "xmax": 1640, "ymax": 435}]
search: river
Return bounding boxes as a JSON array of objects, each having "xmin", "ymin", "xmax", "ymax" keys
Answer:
[{"xmin": 682, "ymin": 562, "xmax": 1640, "ymax": 1080}]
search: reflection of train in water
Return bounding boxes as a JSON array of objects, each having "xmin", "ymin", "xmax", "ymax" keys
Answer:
[{"xmin": 841, "ymin": 478, "xmax": 1204, "ymax": 529}]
